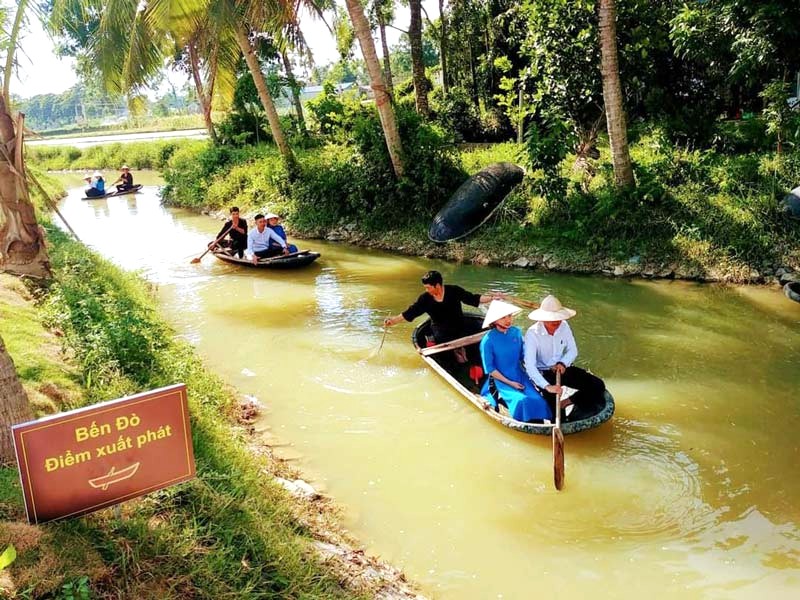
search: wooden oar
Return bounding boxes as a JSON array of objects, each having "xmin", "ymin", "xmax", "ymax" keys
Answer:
[
  {"xmin": 489, "ymin": 292, "xmax": 539, "ymax": 310},
  {"xmin": 420, "ymin": 330, "xmax": 489, "ymax": 356},
  {"xmin": 553, "ymin": 370, "xmax": 565, "ymax": 491},
  {"xmin": 191, "ymin": 224, "xmax": 232, "ymax": 264}
]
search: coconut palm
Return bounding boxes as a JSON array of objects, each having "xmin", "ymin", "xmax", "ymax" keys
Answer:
[
  {"xmin": 0, "ymin": 0, "xmax": 50, "ymax": 279},
  {"xmin": 598, "ymin": 0, "xmax": 634, "ymax": 188},
  {"xmin": 344, "ymin": 0, "xmax": 404, "ymax": 177}
]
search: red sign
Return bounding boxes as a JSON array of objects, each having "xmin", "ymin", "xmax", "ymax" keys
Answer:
[{"xmin": 12, "ymin": 384, "xmax": 195, "ymax": 524}]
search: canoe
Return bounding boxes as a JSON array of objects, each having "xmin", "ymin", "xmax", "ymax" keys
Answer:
[
  {"xmin": 412, "ymin": 314, "xmax": 615, "ymax": 435},
  {"xmin": 785, "ymin": 281, "xmax": 800, "ymax": 303},
  {"xmin": 428, "ymin": 162, "xmax": 525, "ymax": 242},
  {"xmin": 88, "ymin": 462, "xmax": 140, "ymax": 491},
  {"xmin": 81, "ymin": 184, "xmax": 143, "ymax": 200},
  {"xmin": 212, "ymin": 248, "xmax": 320, "ymax": 269}
]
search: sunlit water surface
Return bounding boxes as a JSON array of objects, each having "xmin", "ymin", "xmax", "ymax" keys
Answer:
[{"xmin": 54, "ymin": 177, "xmax": 800, "ymax": 599}]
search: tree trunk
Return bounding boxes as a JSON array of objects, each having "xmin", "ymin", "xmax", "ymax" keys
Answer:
[
  {"xmin": 378, "ymin": 18, "xmax": 394, "ymax": 97},
  {"xmin": 345, "ymin": 0, "xmax": 405, "ymax": 177},
  {"xmin": 234, "ymin": 25, "xmax": 296, "ymax": 169},
  {"xmin": 408, "ymin": 0, "xmax": 429, "ymax": 116},
  {"xmin": 188, "ymin": 43, "xmax": 218, "ymax": 143},
  {"xmin": 598, "ymin": 0, "xmax": 634, "ymax": 188},
  {"xmin": 0, "ymin": 98, "xmax": 50, "ymax": 278},
  {"xmin": 281, "ymin": 50, "xmax": 306, "ymax": 133},
  {"xmin": 0, "ymin": 333, "xmax": 32, "ymax": 464},
  {"xmin": 439, "ymin": 0, "xmax": 448, "ymax": 95}
]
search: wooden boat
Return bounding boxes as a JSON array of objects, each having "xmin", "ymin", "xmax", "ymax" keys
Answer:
[
  {"xmin": 81, "ymin": 184, "xmax": 143, "ymax": 200},
  {"xmin": 428, "ymin": 163, "xmax": 524, "ymax": 242},
  {"xmin": 412, "ymin": 314, "xmax": 615, "ymax": 435},
  {"xmin": 212, "ymin": 248, "xmax": 320, "ymax": 269},
  {"xmin": 88, "ymin": 462, "xmax": 140, "ymax": 490},
  {"xmin": 785, "ymin": 281, "xmax": 800, "ymax": 303}
]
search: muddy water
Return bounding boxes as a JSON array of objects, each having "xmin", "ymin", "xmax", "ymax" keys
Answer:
[{"xmin": 54, "ymin": 179, "xmax": 800, "ymax": 599}]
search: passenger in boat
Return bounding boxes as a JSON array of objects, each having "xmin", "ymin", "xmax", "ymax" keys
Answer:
[
  {"xmin": 246, "ymin": 213, "xmax": 289, "ymax": 264},
  {"xmin": 112, "ymin": 165, "xmax": 134, "ymax": 192},
  {"xmin": 479, "ymin": 300, "xmax": 552, "ymax": 423},
  {"xmin": 523, "ymin": 295, "xmax": 606, "ymax": 421},
  {"xmin": 265, "ymin": 212, "xmax": 298, "ymax": 253},
  {"xmin": 383, "ymin": 270, "xmax": 502, "ymax": 362},
  {"xmin": 209, "ymin": 206, "xmax": 248, "ymax": 258},
  {"xmin": 84, "ymin": 171, "xmax": 106, "ymax": 197}
]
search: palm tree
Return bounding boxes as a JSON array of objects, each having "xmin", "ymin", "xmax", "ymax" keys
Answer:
[
  {"xmin": 0, "ymin": 0, "xmax": 50, "ymax": 279},
  {"xmin": 0, "ymin": 333, "xmax": 32, "ymax": 463},
  {"xmin": 408, "ymin": 0, "xmax": 429, "ymax": 116},
  {"xmin": 598, "ymin": 0, "xmax": 634, "ymax": 188},
  {"xmin": 344, "ymin": 0, "xmax": 404, "ymax": 177}
]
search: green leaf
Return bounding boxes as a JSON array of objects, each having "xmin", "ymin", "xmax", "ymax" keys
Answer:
[{"xmin": 0, "ymin": 545, "xmax": 17, "ymax": 570}]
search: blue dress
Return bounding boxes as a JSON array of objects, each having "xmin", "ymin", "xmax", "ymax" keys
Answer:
[
  {"xmin": 269, "ymin": 224, "xmax": 298, "ymax": 253},
  {"xmin": 480, "ymin": 327, "xmax": 552, "ymax": 422}
]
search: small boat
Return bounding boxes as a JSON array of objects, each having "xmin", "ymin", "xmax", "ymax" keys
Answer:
[
  {"xmin": 412, "ymin": 314, "xmax": 615, "ymax": 435},
  {"xmin": 81, "ymin": 184, "xmax": 143, "ymax": 200},
  {"xmin": 785, "ymin": 281, "xmax": 800, "ymax": 303},
  {"xmin": 212, "ymin": 248, "xmax": 320, "ymax": 269},
  {"xmin": 428, "ymin": 163, "xmax": 525, "ymax": 242},
  {"xmin": 88, "ymin": 462, "xmax": 140, "ymax": 490}
]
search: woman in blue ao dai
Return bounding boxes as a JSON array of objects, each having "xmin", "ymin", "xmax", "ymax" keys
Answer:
[{"xmin": 479, "ymin": 300, "xmax": 552, "ymax": 422}]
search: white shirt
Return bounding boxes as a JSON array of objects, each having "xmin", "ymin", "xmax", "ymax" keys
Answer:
[
  {"xmin": 246, "ymin": 226, "xmax": 286, "ymax": 257},
  {"xmin": 523, "ymin": 321, "xmax": 578, "ymax": 389}
]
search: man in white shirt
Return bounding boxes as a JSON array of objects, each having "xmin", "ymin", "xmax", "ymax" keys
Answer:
[
  {"xmin": 523, "ymin": 295, "xmax": 605, "ymax": 420},
  {"xmin": 246, "ymin": 213, "xmax": 289, "ymax": 264}
]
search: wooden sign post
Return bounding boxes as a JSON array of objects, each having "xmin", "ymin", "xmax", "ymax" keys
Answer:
[{"xmin": 12, "ymin": 384, "xmax": 195, "ymax": 524}]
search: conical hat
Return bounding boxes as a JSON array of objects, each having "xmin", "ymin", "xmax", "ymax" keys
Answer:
[
  {"xmin": 528, "ymin": 295, "xmax": 576, "ymax": 321},
  {"xmin": 482, "ymin": 300, "xmax": 522, "ymax": 328}
]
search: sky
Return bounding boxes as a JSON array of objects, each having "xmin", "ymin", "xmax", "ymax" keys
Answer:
[{"xmin": 11, "ymin": 1, "xmax": 440, "ymax": 100}]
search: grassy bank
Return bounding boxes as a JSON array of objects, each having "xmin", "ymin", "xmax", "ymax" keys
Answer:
[
  {"xmin": 158, "ymin": 133, "xmax": 800, "ymax": 283},
  {"xmin": 0, "ymin": 222, "xmax": 409, "ymax": 598}
]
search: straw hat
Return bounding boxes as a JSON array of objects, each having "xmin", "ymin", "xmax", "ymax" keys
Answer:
[
  {"xmin": 121, "ymin": 165, "xmax": 130, "ymax": 170},
  {"xmin": 528, "ymin": 295, "xmax": 576, "ymax": 321},
  {"xmin": 93, "ymin": 171, "xmax": 103, "ymax": 178},
  {"xmin": 82, "ymin": 173, "xmax": 92, "ymax": 181},
  {"xmin": 264, "ymin": 212, "xmax": 279, "ymax": 220},
  {"xmin": 482, "ymin": 300, "xmax": 522, "ymax": 329}
]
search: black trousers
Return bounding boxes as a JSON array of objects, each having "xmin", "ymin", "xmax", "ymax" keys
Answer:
[
  {"xmin": 539, "ymin": 366, "xmax": 605, "ymax": 419},
  {"xmin": 254, "ymin": 248, "xmax": 283, "ymax": 259}
]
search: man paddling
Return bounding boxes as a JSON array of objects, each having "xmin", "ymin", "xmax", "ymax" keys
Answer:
[
  {"xmin": 209, "ymin": 206, "xmax": 248, "ymax": 258},
  {"xmin": 246, "ymin": 213, "xmax": 289, "ymax": 264},
  {"xmin": 523, "ymin": 295, "xmax": 606, "ymax": 421},
  {"xmin": 383, "ymin": 270, "xmax": 503, "ymax": 361},
  {"xmin": 112, "ymin": 165, "xmax": 134, "ymax": 192}
]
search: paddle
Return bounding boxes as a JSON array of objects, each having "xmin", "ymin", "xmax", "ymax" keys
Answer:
[
  {"xmin": 553, "ymin": 370, "xmax": 565, "ymax": 491},
  {"xmin": 420, "ymin": 330, "xmax": 488, "ymax": 357},
  {"xmin": 191, "ymin": 224, "xmax": 232, "ymax": 264},
  {"xmin": 256, "ymin": 249, "xmax": 309, "ymax": 263},
  {"xmin": 489, "ymin": 292, "xmax": 539, "ymax": 310}
]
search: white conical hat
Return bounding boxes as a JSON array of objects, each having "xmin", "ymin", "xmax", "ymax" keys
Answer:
[
  {"xmin": 482, "ymin": 300, "xmax": 522, "ymax": 328},
  {"xmin": 528, "ymin": 295, "xmax": 576, "ymax": 321}
]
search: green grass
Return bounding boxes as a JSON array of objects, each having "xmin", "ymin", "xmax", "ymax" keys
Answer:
[{"xmin": 0, "ymin": 228, "xmax": 370, "ymax": 599}]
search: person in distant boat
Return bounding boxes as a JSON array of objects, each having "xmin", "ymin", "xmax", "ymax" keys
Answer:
[
  {"xmin": 112, "ymin": 165, "xmax": 134, "ymax": 192},
  {"xmin": 479, "ymin": 300, "xmax": 552, "ymax": 423},
  {"xmin": 209, "ymin": 206, "xmax": 248, "ymax": 258},
  {"xmin": 265, "ymin": 212, "xmax": 298, "ymax": 253},
  {"xmin": 383, "ymin": 270, "xmax": 503, "ymax": 361},
  {"xmin": 84, "ymin": 171, "xmax": 106, "ymax": 197},
  {"xmin": 246, "ymin": 213, "xmax": 289, "ymax": 264},
  {"xmin": 523, "ymin": 295, "xmax": 605, "ymax": 421}
]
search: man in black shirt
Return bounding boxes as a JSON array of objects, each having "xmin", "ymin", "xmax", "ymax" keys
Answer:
[
  {"xmin": 384, "ymin": 270, "xmax": 503, "ymax": 348},
  {"xmin": 209, "ymin": 206, "xmax": 248, "ymax": 258},
  {"xmin": 112, "ymin": 165, "xmax": 134, "ymax": 192}
]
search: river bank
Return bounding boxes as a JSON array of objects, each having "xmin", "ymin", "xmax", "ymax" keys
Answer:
[{"xmin": 0, "ymin": 212, "xmax": 423, "ymax": 597}]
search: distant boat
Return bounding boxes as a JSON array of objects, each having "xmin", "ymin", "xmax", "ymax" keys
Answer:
[
  {"xmin": 88, "ymin": 463, "xmax": 140, "ymax": 491},
  {"xmin": 412, "ymin": 313, "xmax": 615, "ymax": 435},
  {"xmin": 212, "ymin": 248, "xmax": 320, "ymax": 270},
  {"xmin": 81, "ymin": 184, "xmax": 143, "ymax": 200},
  {"xmin": 785, "ymin": 281, "xmax": 800, "ymax": 303}
]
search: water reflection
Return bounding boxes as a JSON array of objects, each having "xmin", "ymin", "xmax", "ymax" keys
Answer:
[{"xmin": 53, "ymin": 178, "xmax": 800, "ymax": 599}]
